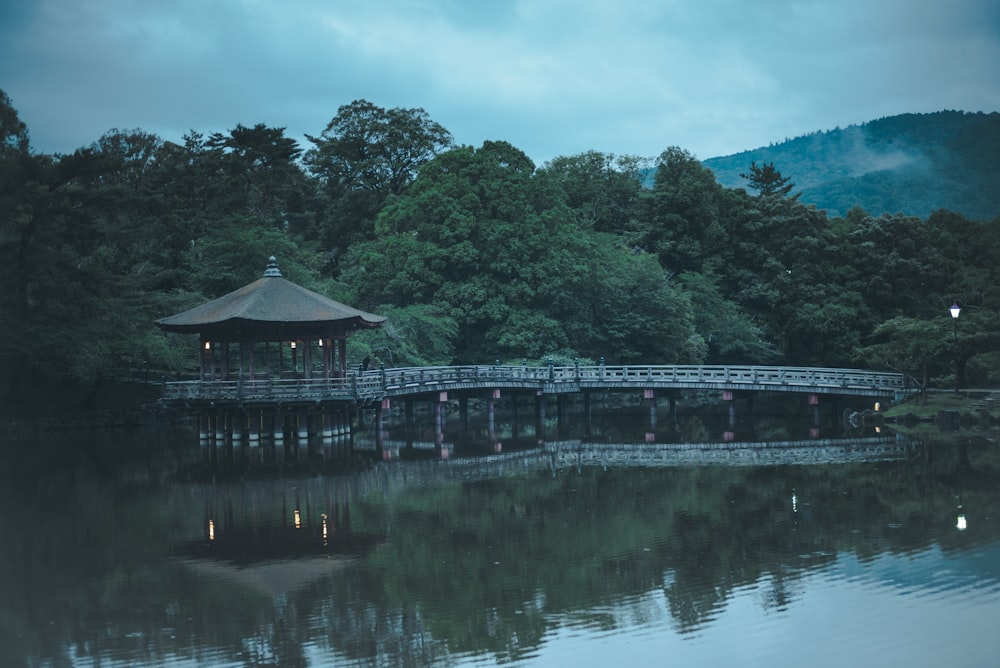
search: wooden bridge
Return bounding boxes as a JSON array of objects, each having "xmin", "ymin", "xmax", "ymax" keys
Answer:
[{"xmin": 162, "ymin": 363, "xmax": 914, "ymax": 406}]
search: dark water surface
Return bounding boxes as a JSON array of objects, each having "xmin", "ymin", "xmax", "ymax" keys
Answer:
[{"xmin": 2, "ymin": 403, "xmax": 999, "ymax": 668}]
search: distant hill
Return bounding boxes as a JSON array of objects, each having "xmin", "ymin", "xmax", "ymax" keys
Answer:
[{"xmin": 702, "ymin": 111, "xmax": 1000, "ymax": 221}]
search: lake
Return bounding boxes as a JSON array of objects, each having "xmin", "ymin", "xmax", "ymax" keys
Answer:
[{"xmin": 2, "ymin": 396, "xmax": 999, "ymax": 667}]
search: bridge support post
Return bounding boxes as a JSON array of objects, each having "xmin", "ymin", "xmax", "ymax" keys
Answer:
[
  {"xmin": 375, "ymin": 401, "xmax": 385, "ymax": 451},
  {"xmin": 405, "ymin": 400, "xmax": 415, "ymax": 441},
  {"xmin": 486, "ymin": 392, "xmax": 496, "ymax": 439},
  {"xmin": 435, "ymin": 392, "xmax": 447, "ymax": 454},
  {"xmin": 535, "ymin": 391, "xmax": 546, "ymax": 441},
  {"xmin": 808, "ymin": 394, "xmax": 820, "ymax": 438},
  {"xmin": 584, "ymin": 392, "xmax": 592, "ymax": 436},
  {"xmin": 511, "ymin": 394, "xmax": 521, "ymax": 438},
  {"xmin": 669, "ymin": 395, "xmax": 678, "ymax": 429},
  {"xmin": 723, "ymin": 390, "xmax": 736, "ymax": 427},
  {"xmin": 557, "ymin": 395, "xmax": 567, "ymax": 437},
  {"xmin": 460, "ymin": 396, "xmax": 470, "ymax": 430},
  {"xmin": 645, "ymin": 389, "xmax": 657, "ymax": 432}
]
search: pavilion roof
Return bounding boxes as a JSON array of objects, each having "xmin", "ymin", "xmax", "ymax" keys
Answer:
[{"xmin": 155, "ymin": 257, "xmax": 386, "ymax": 336}]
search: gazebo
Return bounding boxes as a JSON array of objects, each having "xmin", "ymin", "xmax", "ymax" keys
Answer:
[
  {"xmin": 155, "ymin": 257, "xmax": 386, "ymax": 450},
  {"xmin": 156, "ymin": 256, "xmax": 385, "ymax": 384}
]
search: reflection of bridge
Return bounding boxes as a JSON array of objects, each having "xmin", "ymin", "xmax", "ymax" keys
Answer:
[
  {"xmin": 367, "ymin": 436, "xmax": 920, "ymax": 484},
  {"xmin": 162, "ymin": 364, "xmax": 913, "ymax": 405}
]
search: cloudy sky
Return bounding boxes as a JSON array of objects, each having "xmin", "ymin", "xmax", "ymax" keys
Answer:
[{"xmin": 2, "ymin": 0, "xmax": 998, "ymax": 164}]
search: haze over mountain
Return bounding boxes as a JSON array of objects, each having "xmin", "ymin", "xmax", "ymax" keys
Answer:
[{"xmin": 702, "ymin": 111, "xmax": 1000, "ymax": 221}]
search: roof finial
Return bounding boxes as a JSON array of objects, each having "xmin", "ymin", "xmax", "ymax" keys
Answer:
[{"xmin": 263, "ymin": 256, "xmax": 282, "ymax": 277}]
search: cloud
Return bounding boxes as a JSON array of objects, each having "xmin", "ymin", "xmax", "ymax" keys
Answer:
[{"xmin": 1, "ymin": 0, "xmax": 997, "ymax": 163}]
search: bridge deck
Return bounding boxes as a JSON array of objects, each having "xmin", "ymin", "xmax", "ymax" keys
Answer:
[{"xmin": 161, "ymin": 364, "xmax": 913, "ymax": 405}]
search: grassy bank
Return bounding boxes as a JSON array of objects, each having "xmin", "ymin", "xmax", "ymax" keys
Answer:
[{"xmin": 882, "ymin": 390, "xmax": 999, "ymax": 436}]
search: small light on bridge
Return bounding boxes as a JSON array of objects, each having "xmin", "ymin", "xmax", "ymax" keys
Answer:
[
  {"xmin": 317, "ymin": 339, "xmax": 323, "ymax": 347},
  {"xmin": 957, "ymin": 512, "xmax": 967, "ymax": 531},
  {"xmin": 792, "ymin": 492, "xmax": 798, "ymax": 513},
  {"xmin": 294, "ymin": 508, "xmax": 302, "ymax": 529},
  {"xmin": 290, "ymin": 341, "xmax": 297, "ymax": 349},
  {"xmin": 874, "ymin": 402, "xmax": 881, "ymax": 412},
  {"xmin": 204, "ymin": 341, "xmax": 211, "ymax": 351},
  {"xmin": 208, "ymin": 518, "xmax": 215, "ymax": 541},
  {"xmin": 950, "ymin": 303, "xmax": 961, "ymax": 319}
]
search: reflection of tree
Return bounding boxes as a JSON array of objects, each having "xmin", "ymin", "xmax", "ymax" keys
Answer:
[{"xmin": 2, "ymin": 435, "xmax": 998, "ymax": 666}]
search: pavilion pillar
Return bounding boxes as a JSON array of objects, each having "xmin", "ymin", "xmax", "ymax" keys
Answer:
[
  {"xmin": 248, "ymin": 410, "xmax": 261, "ymax": 465},
  {"xmin": 232, "ymin": 409, "xmax": 243, "ymax": 443},
  {"xmin": 322, "ymin": 409, "xmax": 334, "ymax": 438},
  {"xmin": 215, "ymin": 408, "xmax": 225, "ymax": 443},
  {"xmin": 273, "ymin": 406, "xmax": 284, "ymax": 445},
  {"xmin": 297, "ymin": 410, "xmax": 309, "ymax": 440},
  {"xmin": 322, "ymin": 337, "xmax": 332, "ymax": 380}
]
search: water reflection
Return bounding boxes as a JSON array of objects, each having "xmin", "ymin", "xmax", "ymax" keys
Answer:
[{"xmin": 1, "ymin": 412, "xmax": 998, "ymax": 667}]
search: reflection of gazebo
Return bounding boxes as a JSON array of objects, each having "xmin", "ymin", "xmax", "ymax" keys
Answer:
[{"xmin": 157, "ymin": 257, "xmax": 385, "ymax": 383}]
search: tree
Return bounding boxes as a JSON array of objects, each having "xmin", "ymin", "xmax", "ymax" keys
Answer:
[
  {"xmin": 740, "ymin": 161, "xmax": 797, "ymax": 198},
  {"xmin": 631, "ymin": 147, "xmax": 727, "ymax": 274},
  {"xmin": 536, "ymin": 151, "xmax": 647, "ymax": 234},
  {"xmin": 678, "ymin": 272, "xmax": 773, "ymax": 363},
  {"xmin": 342, "ymin": 142, "xmax": 701, "ymax": 364},
  {"xmin": 203, "ymin": 123, "xmax": 303, "ymax": 218},
  {"xmin": 304, "ymin": 100, "xmax": 453, "ymax": 253}
]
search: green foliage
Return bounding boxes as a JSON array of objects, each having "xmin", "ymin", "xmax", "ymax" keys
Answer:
[
  {"xmin": 303, "ymin": 99, "xmax": 453, "ymax": 252},
  {"xmin": 1, "ymin": 89, "xmax": 999, "ymax": 394}
]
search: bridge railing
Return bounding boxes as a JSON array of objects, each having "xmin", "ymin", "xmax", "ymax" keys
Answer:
[
  {"xmin": 161, "ymin": 364, "xmax": 909, "ymax": 403},
  {"xmin": 587, "ymin": 365, "xmax": 908, "ymax": 390}
]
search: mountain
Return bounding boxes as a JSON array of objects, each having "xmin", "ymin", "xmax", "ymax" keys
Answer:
[{"xmin": 702, "ymin": 111, "xmax": 1000, "ymax": 221}]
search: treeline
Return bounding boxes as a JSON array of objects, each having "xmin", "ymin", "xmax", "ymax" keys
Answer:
[{"xmin": 1, "ymin": 90, "xmax": 998, "ymax": 400}]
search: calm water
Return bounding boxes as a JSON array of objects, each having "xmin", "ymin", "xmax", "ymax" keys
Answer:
[{"xmin": 2, "ymin": 399, "xmax": 999, "ymax": 668}]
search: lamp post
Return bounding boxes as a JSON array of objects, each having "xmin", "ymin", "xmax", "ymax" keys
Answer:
[{"xmin": 950, "ymin": 302, "xmax": 960, "ymax": 394}]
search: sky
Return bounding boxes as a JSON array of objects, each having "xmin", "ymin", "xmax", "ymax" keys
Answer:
[{"xmin": 1, "ymin": 0, "xmax": 999, "ymax": 165}]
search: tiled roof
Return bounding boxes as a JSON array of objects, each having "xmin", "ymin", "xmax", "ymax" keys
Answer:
[{"xmin": 155, "ymin": 258, "xmax": 385, "ymax": 334}]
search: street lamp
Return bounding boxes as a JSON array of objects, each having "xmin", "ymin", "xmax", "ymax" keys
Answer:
[{"xmin": 950, "ymin": 302, "xmax": 960, "ymax": 393}]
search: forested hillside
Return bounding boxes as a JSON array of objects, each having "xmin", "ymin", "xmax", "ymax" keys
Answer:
[
  {"xmin": 1, "ymin": 90, "xmax": 998, "ymax": 408},
  {"xmin": 703, "ymin": 111, "xmax": 1000, "ymax": 220}
]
